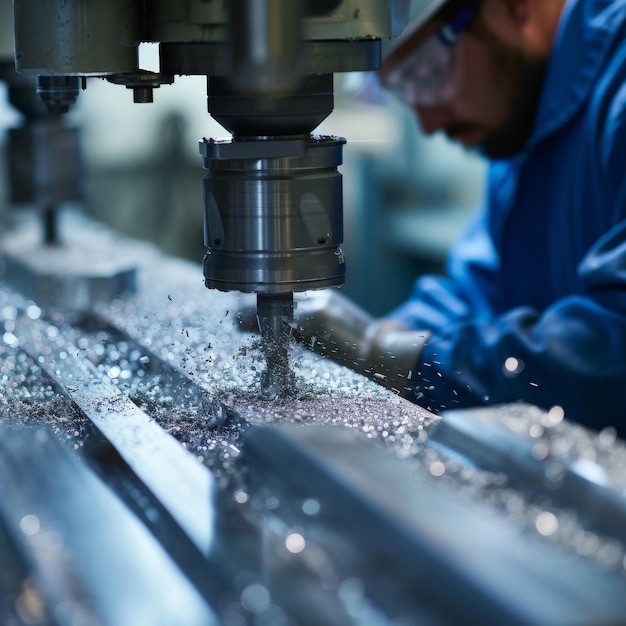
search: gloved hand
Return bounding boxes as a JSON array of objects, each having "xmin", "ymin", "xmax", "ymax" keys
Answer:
[{"xmin": 237, "ymin": 289, "xmax": 429, "ymax": 398}]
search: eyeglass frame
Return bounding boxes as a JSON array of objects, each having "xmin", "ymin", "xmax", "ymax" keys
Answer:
[{"xmin": 380, "ymin": 6, "xmax": 477, "ymax": 107}]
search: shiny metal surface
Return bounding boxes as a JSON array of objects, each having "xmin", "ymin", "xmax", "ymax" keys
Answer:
[
  {"xmin": 1, "ymin": 222, "xmax": 626, "ymax": 624},
  {"xmin": 257, "ymin": 292, "xmax": 295, "ymax": 399},
  {"xmin": 13, "ymin": 307, "xmax": 216, "ymax": 555},
  {"xmin": 227, "ymin": 0, "xmax": 305, "ymax": 96},
  {"xmin": 0, "ymin": 426, "xmax": 220, "ymax": 626},
  {"xmin": 246, "ymin": 423, "xmax": 626, "ymax": 625},
  {"xmin": 202, "ymin": 135, "xmax": 346, "ymax": 293},
  {"xmin": 0, "ymin": 213, "xmax": 137, "ymax": 311}
]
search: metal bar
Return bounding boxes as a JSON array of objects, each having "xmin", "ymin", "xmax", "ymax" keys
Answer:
[
  {"xmin": 244, "ymin": 423, "xmax": 626, "ymax": 625},
  {"xmin": 12, "ymin": 313, "xmax": 216, "ymax": 557},
  {"xmin": 0, "ymin": 424, "xmax": 218, "ymax": 626},
  {"xmin": 430, "ymin": 406, "xmax": 626, "ymax": 542}
]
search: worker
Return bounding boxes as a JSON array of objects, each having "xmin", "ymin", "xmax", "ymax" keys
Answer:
[{"xmin": 243, "ymin": 0, "xmax": 626, "ymax": 434}]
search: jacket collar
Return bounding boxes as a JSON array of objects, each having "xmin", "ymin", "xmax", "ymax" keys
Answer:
[{"xmin": 527, "ymin": 0, "xmax": 626, "ymax": 151}]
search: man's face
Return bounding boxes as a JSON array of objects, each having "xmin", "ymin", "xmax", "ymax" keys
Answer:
[{"xmin": 393, "ymin": 5, "xmax": 549, "ymax": 159}]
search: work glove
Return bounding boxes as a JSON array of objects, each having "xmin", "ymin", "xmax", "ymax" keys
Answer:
[{"xmin": 238, "ymin": 289, "xmax": 429, "ymax": 398}]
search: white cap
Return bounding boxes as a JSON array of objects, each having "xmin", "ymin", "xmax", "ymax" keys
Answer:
[{"xmin": 383, "ymin": 0, "xmax": 449, "ymax": 58}]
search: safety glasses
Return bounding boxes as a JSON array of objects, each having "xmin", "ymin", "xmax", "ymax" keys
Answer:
[{"xmin": 382, "ymin": 7, "xmax": 475, "ymax": 107}]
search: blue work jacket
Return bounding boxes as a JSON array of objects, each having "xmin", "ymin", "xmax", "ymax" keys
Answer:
[{"xmin": 388, "ymin": 0, "xmax": 626, "ymax": 433}]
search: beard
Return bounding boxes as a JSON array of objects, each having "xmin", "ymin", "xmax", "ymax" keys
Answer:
[
  {"xmin": 449, "ymin": 25, "xmax": 549, "ymax": 160},
  {"xmin": 484, "ymin": 52, "xmax": 547, "ymax": 158}
]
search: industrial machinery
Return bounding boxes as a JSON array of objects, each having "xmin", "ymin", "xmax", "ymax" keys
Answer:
[
  {"xmin": 0, "ymin": 51, "xmax": 81, "ymax": 246},
  {"xmin": 9, "ymin": 0, "xmax": 410, "ymax": 397},
  {"xmin": 0, "ymin": 0, "xmax": 137, "ymax": 313},
  {"xmin": 0, "ymin": 0, "xmax": 79, "ymax": 244}
]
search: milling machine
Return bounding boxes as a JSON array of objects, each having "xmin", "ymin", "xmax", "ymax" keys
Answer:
[
  {"xmin": 0, "ymin": 0, "xmax": 137, "ymax": 312},
  {"xmin": 10, "ymin": 0, "xmax": 410, "ymax": 397},
  {"xmin": 0, "ymin": 0, "xmax": 80, "ymax": 244}
]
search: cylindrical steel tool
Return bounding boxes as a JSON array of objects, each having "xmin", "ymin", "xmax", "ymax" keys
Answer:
[{"xmin": 256, "ymin": 292, "xmax": 295, "ymax": 399}]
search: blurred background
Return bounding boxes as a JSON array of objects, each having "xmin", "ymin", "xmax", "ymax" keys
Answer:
[{"xmin": 0, "ymin": 43, "xmax": 486, "ymax": 317}]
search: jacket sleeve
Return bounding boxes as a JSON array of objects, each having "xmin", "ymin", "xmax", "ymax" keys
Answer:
[
  {"xmin": 407, "ymin": 165, "xmax": 626, "ymax": 434},
  {"xmin": 417, "ymin": 238, "xmax": 626, "ymax": 433},
  {"xmin": 385, "ymin": 195, "xmax": 502, "ymax": 331}
]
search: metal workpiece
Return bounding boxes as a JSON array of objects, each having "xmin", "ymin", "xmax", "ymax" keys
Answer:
[
  {"xmin": 0, "ymin": 425, "xmax": 220, "ymax": 626},
  {"xmin": 202, "ymin": 135, "xmax": 346, "ymax": 293},
  {"xmin": 243, "ymin": 423, "xmax": 626, "ymax": 625},
  {"xmin": 431, "ymin": 404, "xmax": 626, "ymax": 544},
  {"xmin": 11, "ymin": 311, "xmax": 216, "ymax": 559},
  {"xmin": 3, "ymin": 229, "xmax": 626, "ymax": 623},
  {"xmin": 0, "ymin": 295, "xmax": 239, "ymax": 616},
  {"xmin": 13, "ymin": 0, "xmax": 141, "ymax": 76},
  {"xmin": 0, "ymin": 212, "xmax": 137, "ymax": 312}
]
